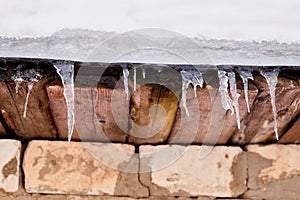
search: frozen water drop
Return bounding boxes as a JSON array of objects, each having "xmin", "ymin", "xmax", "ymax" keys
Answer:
[
  {"xmin": 260, "ymin": 68, "xmax": 279, "ymax": 140},
  {"xmin": 228, "ymin": 71, "xmax": 241, "ymax": 129},
  {"xmin": 53, "ymin": 62, "xmax": 75, "ymax": 142},
  {"xmin": 122, "ymin": 66, "xmax": 129, "ymax": 100},
  {"xmin": 218, "ymin": 70, "xmax": 234, "ymax": 113},
  {"xmin": 238, "ymin": 70, "xmax": 253, "ymax": 113}
]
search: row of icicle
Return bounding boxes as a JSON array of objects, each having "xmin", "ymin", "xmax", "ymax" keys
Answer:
[
  {"xmin": 12, "ymin": 64, "xmax": 279, "ymax": 141},
  {"xmin": 179, "ymin": 67, "xmax": 279, "ymax": 140}
]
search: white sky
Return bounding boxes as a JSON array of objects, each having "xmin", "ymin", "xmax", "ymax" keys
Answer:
[{"xmin": 0, "ymin": 0, "xmax": 300, "ymax": 42}]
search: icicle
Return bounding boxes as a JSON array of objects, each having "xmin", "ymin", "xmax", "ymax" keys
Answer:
[
  {"xmin": 260, "ymin": 68, "xmax": 279, "ymax": 140},
  {"xmin": 122, "ymin": 66, "xmax": 129, "ymax": 100},
  {"xmin": 53, "ymin": 63, "xmax": 75, "ymax": 142},
  {"xmin": 181, "ymin": 75, "xmax": 190, "ymax": 117},
  {"xmin": 133, "ymin": 66, "xmax": 137, "ymax": 91},
  {"xmin": 238, "ymin": 70, "xmax": 253, "ymax": 113},
  {"xmin": 142, "ymin": 68, "xmax": 146, "ymax": 79},
  {"xmin": 14, "ymin": 78, "xmax": 23, "ymax": 94},
  {"xmin": 12, "ymin": 68, "xmax": 24, "ymax": 94},
  {"xmin": 192, "ymin": 72, "xmax": 204, "ymax": 98},
  {"xmin": 23, "ymin": 81, "xmax": 34, "ymax": 118},
  {"xmin": 180, "ymin": 70, "xmax": 204, "ymax": 116},
  {"xmin": 228, "ymin": 71, "xmax": 241, "ymax": 129},
  {"xmin": 218, "ymin": 70, "xmax": 234, "ymax": 114}
]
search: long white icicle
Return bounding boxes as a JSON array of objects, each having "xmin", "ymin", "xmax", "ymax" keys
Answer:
[
  {"xmin": 53, "ymin": 63, "xmax": 75, "ymax": 142},
  {"xmin": 122, "ymin": 66, "xmax": 130, "ymax": 100},
  {"xmin": 218, "ymin": 70, "xmax": 234, "ymax": 113},
  {"xmin": 23, "ymin": 82, "xmax": 34, "ymax": 118},
  {"xmin": 228, "ymin": 71, "xmax": 241, "ymax": 129},
  {"xmin": 239, "ymin": 70, "xmax": 253, "ymax": 113},
  {"xmin": 260, "ymin": 68, "xmax": 280, "ymax": 140}
]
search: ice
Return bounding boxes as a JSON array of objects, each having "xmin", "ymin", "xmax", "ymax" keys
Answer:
[
  {"xmin": 238, "ymin": 70, "xmax": 253, "ymax": 112},
  {"xmin": 23, "ymin": 81, "xmax": 34, "ymax": 118},
  {"xmin": 11, "ymin": 67, "xmax": 41, "ymax": 118},
  {"xmin": 53, "ymin": 62, "xmax": 75, "ymax": 142},
  {"xmin": 122, "ymin": 66, "xmax": 130, "ymax": 100},
  {"xmin": 181, "ymin": 74, "xmax": 190, "ymax": 117},
  {"xmin": 14, "ymin": 77, "xmax": 23, "ymax": 94},
  {"xmin": 260, "ymin": 68, "xmax": 280, "ymax": 140},
  {"xmin": 218, "ymin": 70, "xmax": 234, "ymax": 114},
  {"xmin": 133, "ymin": 66, "xmax": 137, "ymax": 91},
  {"xmin": 142, "ymin": 68, "xmax": 146, "ymax": 79},
  {"xmin": 228, "ymin": 71, "xmax": 241, "ymax": 129},
  {"xmin": 12, "ymin": 67, "xmax": 24, "ymax": 94},
  {"xmin": 180, "ymin": 70, "xmax": 204, "ymax": 116}
]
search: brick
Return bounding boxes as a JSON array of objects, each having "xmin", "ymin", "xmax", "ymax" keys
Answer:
[
  {"xmin": 0, "ymin": 140, "xmax": 21, "ymax": 192},
  {"xmin": 245, "ymin": 144, "xmax": 300, "ymax": 199},
  {"xmin": 23, "ymin": 141, "xmax": 148, "ymax": 197},
  {"xmin": 0, "ymin": 195, "xmax": 214, "ymax": 200},
  {"xmin": 0, "ymin": 195, "xmax": 140, "ymax": 200},
  {"xmin": 139, "ymin": 145, "xmax": 247, "ymax": 197}
]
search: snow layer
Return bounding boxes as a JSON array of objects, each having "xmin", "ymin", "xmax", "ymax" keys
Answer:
[{"xmin": 1, "ymin": 29, "xmax": 300, "ymax": 65}]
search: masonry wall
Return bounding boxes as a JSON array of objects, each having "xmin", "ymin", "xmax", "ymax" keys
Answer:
[
  {"xmin": 1, "ymin": 139, "xmax": 300, "ymax": 200},
  {"xmin": 0, "ymin": 60, "xmax": 300, "ymax": 199}
]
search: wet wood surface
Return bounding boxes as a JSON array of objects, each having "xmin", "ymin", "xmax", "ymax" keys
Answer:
[
  {"xmin": 128, "ymin": 84, "xmax": 179, "ymax": 144},
  {"xmin": 0, "ymin": 58, "xmax": 299, "ymax": 144},
  {"xmin": 279, "ymin": 115, "xmax": 300, "ymax": 144},
  {"xmin": 0, "ymin": 122, "xmax": 6, "ymax": 136},
  {"xmin": 0, "ymin": 77, "xmax": 57, "ymax": 139},
  {"xmin": 169, "ymin": 87, "xmax": 258, "ymax": 144},
  {"xmin": 46, "ymin": 81, "xmax": 127, "ymax": 142},
  {"xmin": 231, "ymin": 76, "xmax": 300, "ymax": 144}
]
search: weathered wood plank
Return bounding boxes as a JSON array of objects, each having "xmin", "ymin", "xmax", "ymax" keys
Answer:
[
  {"xmin": 169, "ymin": 87, "xmax": 258, "ymax": 144},
  {"xmin": 0, "ymin": 122, "xmax": 6, "ymax": 136},
  {"xmin": 46, "ymin": 81, "xmax": 127, "ymax": 142},
  {"xmin": 0, "ymin": 78, "xmax": 57, "ymax": 139},
  {"xmin": 128, "ymin": 84, "xmax": 179, "ymax": 144},
  {"xmin": 279, "ymin": 115, "xmax": 300, "ymax": 144},
  {"xmin": 231, "ymin": 76, "xmax": 300, "ymax": 144}
]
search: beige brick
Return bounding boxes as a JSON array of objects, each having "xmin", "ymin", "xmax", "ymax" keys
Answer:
[
  {"xmin": 23, "ymin": 141, "xmax": 148, "ymax": 197},
  {"xmin": 0, "ymin": 195, "xmax": 140, "ymax": 200},
  {"xmin": 0, "ymin": 139, "xmax": 21, "ymax": 193},
  {"xmin": 245, "ymin": 144, "xmax": 300, "ymax": 199},
  {"xmin": 0, "ymin": 195, "xmax": 215, "ymax": 200},
  {"xmin": 139, "ymin": 145, "xmax": 247, "ymax": 197}
]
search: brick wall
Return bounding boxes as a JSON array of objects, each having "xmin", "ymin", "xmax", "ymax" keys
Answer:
[{"xmin": 1, "ymin": 139, "xmax": 300, "ymax": 199}]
